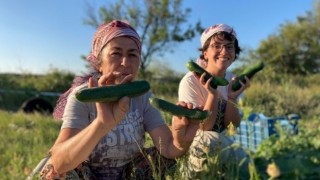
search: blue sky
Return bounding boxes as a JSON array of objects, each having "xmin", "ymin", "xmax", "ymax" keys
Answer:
[{"xmin": 0, "ymin": 0, "xmax": 315, "ymax": 75}]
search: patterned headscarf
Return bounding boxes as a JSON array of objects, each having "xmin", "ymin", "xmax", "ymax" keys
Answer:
[
  {"xmin": 53, "ymin": 20, "xmax": 141, "ymax": 120},
  {"xmin": 200, "ymin": 24, "xmax": 237, "ymax": 48}
]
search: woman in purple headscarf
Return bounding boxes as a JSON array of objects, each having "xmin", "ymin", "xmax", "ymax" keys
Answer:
[{"xmin": 40, "ymin": 20, "xmax": 200, "ymax": 179}]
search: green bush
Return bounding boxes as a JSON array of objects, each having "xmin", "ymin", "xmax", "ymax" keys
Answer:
[
  {"xmin": 241, "ymin": 74, "xmax": 320, "ymax": 119},
  {"xmin": 0, "ymin": 69, "xmax": 75, "ymax": 92},
  {"xmin": 253, "ymin": 120, "xmax": 320, "ymax": 179}
]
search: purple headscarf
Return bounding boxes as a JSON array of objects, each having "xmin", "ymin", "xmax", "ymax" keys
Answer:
[{"xmin": 53, "ymin": 20, "xmax": 141, "ymax": 120}]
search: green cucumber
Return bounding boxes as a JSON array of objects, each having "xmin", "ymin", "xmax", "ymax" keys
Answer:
[
  {"xmin": 75, "ymin": 80, "xmax": 150, "ymax": 102},
  {"xmin": 186, "ymin": 60, "xmax": 229, "ymax": 89},
  {"xmin": 149, "ymin": 97, "xmax": 208, "ymax": 121},
  {"xmin": 232, "ymin": 61, "xmax": 265, "ymax": 91}
]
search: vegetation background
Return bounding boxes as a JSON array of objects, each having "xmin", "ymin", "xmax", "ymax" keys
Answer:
[
  {"xmin": 0, "ymin": 66, "xmax": 319, "ymax": 179},
  {"xmin": 1, "ymin": 0, "xmax": 320, "ymax": 179}
]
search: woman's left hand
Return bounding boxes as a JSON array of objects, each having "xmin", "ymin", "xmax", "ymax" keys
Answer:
[
  {"xmin": 171, "ymin": 102, "xmax": 201, "ymax": 150},
  {"xmin": 227, "ymin": 76, "xmax": 250, "ymax": 100}
]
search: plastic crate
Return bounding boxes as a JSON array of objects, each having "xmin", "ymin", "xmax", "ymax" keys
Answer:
[{"xmin": 231, "ymin": 113, "xmax": 299, "ymax": 151}]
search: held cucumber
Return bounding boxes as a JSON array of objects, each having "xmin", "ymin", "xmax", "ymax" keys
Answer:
[
  {"xmin": 186, "ymin": 60, "xmax": 229, "ymax": 89},
  {"xmin": 232, "ymin": 61, "xmax": 265, "ymax": 91},
  {"xmin": 149, "ymin": 97, "xmax": 208, "ymax": 121},
  {"xmin": 75, "ymin": 80, "xmax": 150, "ymax": 102}
]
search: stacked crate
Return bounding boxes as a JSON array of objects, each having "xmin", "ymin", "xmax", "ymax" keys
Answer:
[{"xmin": 231, "ymin": 113, "xmax": 299, "ymax": 151}]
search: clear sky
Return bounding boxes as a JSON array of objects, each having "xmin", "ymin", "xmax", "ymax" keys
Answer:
[{"xmin": 0, "ymin": 0, "xmax": 316, "ymax": 75}]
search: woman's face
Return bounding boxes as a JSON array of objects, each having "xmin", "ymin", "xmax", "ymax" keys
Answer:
[
  {"xmin": 204, "ymin": 36, "xmax": 235, "ymax": 72},
  {"xmin": 99, "ymin": 36, "xmax": 141, "ymax": 83}
]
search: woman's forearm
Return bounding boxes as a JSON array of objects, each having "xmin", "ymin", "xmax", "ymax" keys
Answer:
[
  {"xmin": 150, "ymin": 126, "xmax": 188, "ymax": 159},
  {"xmin": 200, "ymin": 93, "xmax": 218, "ymax": 131},
  {"xmin": 152, "ymin": 124, "xmax": 195, "ymax": 159},
  {"xmin": 50, "ymin": 120, "xmax": 111, "ymax": 174}
]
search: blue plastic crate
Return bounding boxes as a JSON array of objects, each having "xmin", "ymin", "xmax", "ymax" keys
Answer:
[{"xmin": 231, "ymin": 113, "xmax": 299, "ymax": 151}]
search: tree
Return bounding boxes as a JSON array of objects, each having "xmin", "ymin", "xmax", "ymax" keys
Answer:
[
  {"xmin": 250, "ymin": 1, "xmax": 320, "ymax": 75},
  {"xmin": 84, "ymin": 0, "xmax": 203, "ymax": 78}
]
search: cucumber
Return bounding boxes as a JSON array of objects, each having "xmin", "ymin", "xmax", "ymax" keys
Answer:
[
  {"xmin": 186, "ymin": 60, "xmax": 229, "ymax": 89},
  {"xmin": 149, "ymin": 97, "xmax": 208, "ymax": 121},
  {"xmin": 232, "ymin": 61, "xmax": 265, "ymax": 91},
  {"xmin": 75, "ymin": 80, "xmax": 150, "ymax": 102}
]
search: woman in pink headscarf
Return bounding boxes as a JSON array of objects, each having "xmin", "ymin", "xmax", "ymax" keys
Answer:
[{"xmin": 40, "ymin": 20, "xmax": 200, "ymax": 179}]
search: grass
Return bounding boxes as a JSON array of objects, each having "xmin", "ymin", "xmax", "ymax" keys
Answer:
[
  {"xmin": 1, "ymin": 110, "xmax": 319, "ymax": 179},
  {"xmin": 0, "ymin": 111, "xmax": 61, "ymax": 179}
]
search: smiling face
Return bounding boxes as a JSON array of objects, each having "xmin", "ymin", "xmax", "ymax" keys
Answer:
[
  {"xmin": 98, "ymin": 36, "xmax": 141, "ymax": 83},
  {"xmin": 204, "ymin": 35, "xmax": 236, "ymax": 75}
]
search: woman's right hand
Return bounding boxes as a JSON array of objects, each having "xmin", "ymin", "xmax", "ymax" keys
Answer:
[
  {"xmin": 88, "ymin": 72, "xmax": 131, "ymax": 129},
  {"xmin": 199, "ymin": 72, "xmax": 217, "ymax": 95}
]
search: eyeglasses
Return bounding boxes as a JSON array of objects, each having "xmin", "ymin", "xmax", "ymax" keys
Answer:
[{"xmin": 209, "ymin": 43, "xmax": 235, "ymax": 53}]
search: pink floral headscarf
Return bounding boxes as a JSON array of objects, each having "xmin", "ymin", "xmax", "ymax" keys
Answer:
[
  {"xmin": 200, "ymin": 23, "xmax": 237, "ymax": 48},
  {"xmin": 53, "ymin": 20, "xmax": 141, "ymax": 120}
]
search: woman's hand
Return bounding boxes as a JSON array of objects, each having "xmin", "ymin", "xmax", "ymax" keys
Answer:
[
  {"xmin": 198, "ymin": 72, "xmax": 218, "ymax": 95},
  {"xmin": 171, "ymin": 101, "xmax": 201, "ymax": 150},
  {"xmin": 228, "ymin": 76, "xmax": 250, "ymax": 100},
  {"xmin": 88, "ymin": 72, "xmax": 133, "ymax": 129}
]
